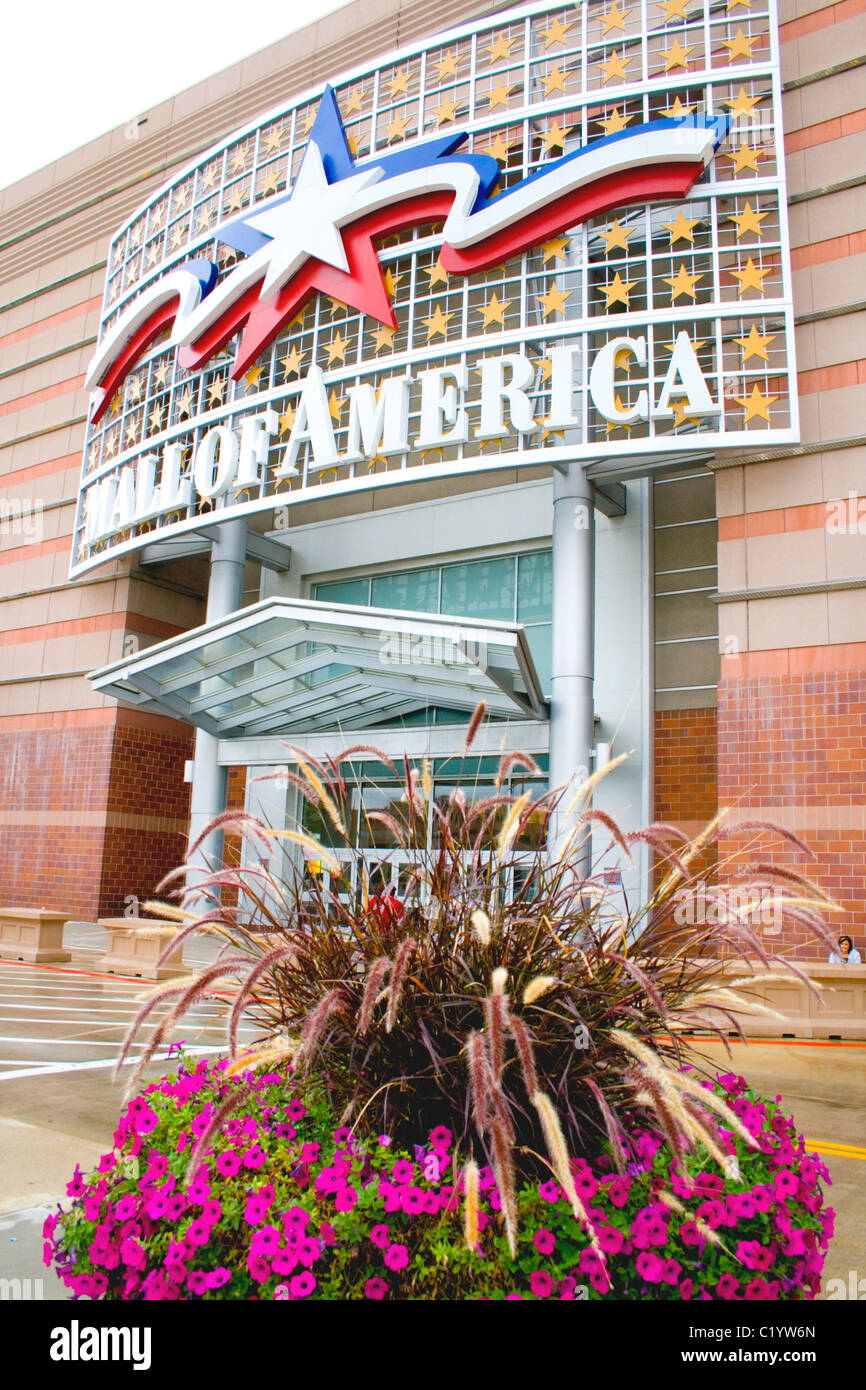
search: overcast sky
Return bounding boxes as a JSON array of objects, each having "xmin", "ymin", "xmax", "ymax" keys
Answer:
[{"xmin": 1, "ymin": 0, "xmax": 351, "ymax": 189}]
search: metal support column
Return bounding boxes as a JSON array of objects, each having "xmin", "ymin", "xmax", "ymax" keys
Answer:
[
  {"xmin": 186, "ymin": 518, "xmax": 248, "ymax": 897},
  {"xmin": 548, "ymin": 463, "xmax": 595, "ymax": 872}
]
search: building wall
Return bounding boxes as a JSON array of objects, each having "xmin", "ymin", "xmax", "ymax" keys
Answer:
[{"xmin": 714, "ymin": 0, "xmax": 866, "ymax": 957}]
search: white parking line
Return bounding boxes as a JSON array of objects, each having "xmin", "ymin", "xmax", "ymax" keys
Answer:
[{"xmin": 0, "ymin": 1045, "xmax": 229, "ymax": 1083}]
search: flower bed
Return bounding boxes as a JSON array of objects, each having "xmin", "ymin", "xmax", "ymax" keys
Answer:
[{"xmin": 43, "ymin": 1055, "xmax": 834, "ymax": 1301}]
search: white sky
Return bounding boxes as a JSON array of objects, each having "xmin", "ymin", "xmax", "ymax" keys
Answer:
[{"xmin": 1, "ymin": 0, "xmax": 352, "ymax": 189}]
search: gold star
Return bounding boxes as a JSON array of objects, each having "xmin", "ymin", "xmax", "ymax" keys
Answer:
[
  {"xmin": 326, "ymin": 331, "xmax": 347, "ymax": 365},
  {"xmin": 661, "ymin": 336, "xmax": 707, "ymax": 354},
  {"xmin": 244, "ymin": 366, "xmax": 265, "ymax": 391},
  {"xmin": 176, "ymin": 388, "xmax": 194, "ymax": 418},
  {"xmin": 200, "ymin": 167, "xmax": 217, "ymax": 193},
  {"xmin": 230, "ymin": 150, "xmax": 247, "ymax": 176},
  {"xmin": 734, "ymin": 383, "xmax": 777, "ymax": 422},
  {"xmin": 604, "ymin": 270, "xmax": 636, "ymax": 307},
  {"xmin": 726, "ymin": 141, "xmax": 761, "ymax": 174},
  {"xmin": 225, "ymin": 187, "xmax": 244, "ymax": 214},
  {"xmin": 169, "ymin": 223, "xmax": 186, "ymax": 250},
  {"xmin": 372, "ymin": 324, "xmax": 396, "ymax": 351},
  {"xmin": 150, "ymin": 207, "xmax": 164, "ymax": 232},
  {"xmin": 732, "ymin": 256, "xmax": 770, "ymax": 295},
  {"xmin": 486, "ymin": 33, "xmax": 515, "ymax": 64},
  {"xmin": 723, "ymin": 27, "xmax": 758, "ymax": 61},
  {"xmin": 540, "ymin": 17, "xmax": 570, "ymax": 47},
  {"xmin": 154, "ymin": 363, "xmax": 170, "ymax": 388},
  {"xmin": 734, "ymin": 325, "xmax": 775, "ymax": 361},
  {"xmin": 326, "ymin": 296, "xmax": 346, "ymax": 318},
  {"xmin": 601, "ymin": 218, "xmax": 634, "ymax": 253},
  {"xmin": 207, "ymin": 378, "xmax": 226, "ymax": 405},
  {"xmin": 539, "ymin": 357, "xmax": 552, "ymax": 382},
  {"xmin": 148, "ymin": 406, "xmax": 164, "ymax": 433},
  {"xmin": 603, "ymin": 4, "xmax": 632, "ymax": 34},
  {"xmin": 484, "ymin": 133, "xmax": 512, "ymax": 162},
  {"xmin": 669, "ymin": 398, "xmax": 698, "ymax": 427},
  {"xmin": 660, "ymin": 37, "xmax": 694, "ymax": 70},
  {"xmin": 263, "ymin": 126, "xmax": 284, "ymax": 154},
  {"xmin": 543, "ymin": 65, "xmax": 567, "ymax": 96},
  {"xmin": 174, "ymin": 185, "xmax": 190, "ymax": 211},
  {"xmin": 127, "ymin": 378, "xmax": 142, "ymax": 405},
  {"xmin": 389, "ymin": 67, "xmax": 410, "ymax": 96},
  {"xmin": 387, "ymin": 114, "xmax": 411, "ymax": 142},
  {"xmin": 605, "ymin": 395, "xmax": 633, "ymax": 433},
  {"xmin": 383, "ymin": 268, "xmax": 401, "ymax": 297},
  {"xmin": 346, "ymin": 132, "xmax": 361, "ymax": 157},
  {"xmin": 262, "ymin": 171, "xmax": 280, "ymax": 198},
  {"xmin": 728, "ymin": 0, "xmax": 752, "ymax": 9},
  {"xmin": 328, "ymin": 390, "xmax": 345, "ymax": 423},
  {"xmin": 104, "ymin": 433, "xmax": 118, "ymax": 458},
  {"xmin": 146, "ymin": 242, "xmax": 160, "ymax": 268},
  {"xmin": 541, "ymin": 282, "xmax": 572, "ymax": 317},
  {"xmin": 197, "ymin": 207, "xmax": 212, "ymax": 234},
  {"xmin": 487, "ymin": 78, "xmax": 515, "ymax": 109},
  {"xmin": 598, "ymin": 107, "xmax": 632, "ymax": 135},
  {"xmin": 432, "ymin": 96, "xmax": 458, "ymax": 126},
  {"xmin": 423, "ymin": 306, "xmax": 453, "ymax": 339},
  {"xmin": 663, "ymin": 209, "xmax": 700, "ymax": 244},
  {"xmin": 301, "ymin": 110, "xmax": 316, "ymax": 135},
  {"xmin": 425, "ymin": 257, "xmax": 449, "ymax": 288},
  {"xmin": 280, "ymin": 346, "xmax": 304, "ymax": 378},
  {"xmin": 344, "ymin": 89, "xmax": 365, "ymax": 115},
  {"xmin": 657, "ymin": 0, "xmax": 690, "ymax": 17},
  {"xmin": 541, "ymin": 235, "xmax": 570, "ymax": 264},
  {"xmin": 614, "ymin": 347, "xmax": 635, "ymax": 373},
  {"xmin": 661, "ymin": 94, "xmax": 696, "ymax": 119},
  {"xmin": 599, "ymin": 50, "xmax": 633, "ymax": 83},
  {"xmin": 479, "ymin": 292, "xmax": 511, "ymax": 327},
  {"xmin": 125, "ymin": 422, "xmax": 139, "ymax": 447},
  {"xmin": 278, "ymin": 404, "xmax": 295, "ymax": 436},
  {"xmin": 437, "ymin": 52, "xmax": 460, "ymax": 80},
  {"xmin": 729, "ymin": 200, "xmax": 769, "ymax": 238},
  {"xmin": 109, "ymin": 392, "xmax": 122, "ymax": 418},
  {"xmin": 725, "ymin": 86, "xmax": 762, "ymax": 119},
  {"xmin": 664, "ymin": 263, "xmax": 703, "ymax": 300},
  {"xmin": 543, "ymin": 120, "xmax": 572, "ymax": 153}
]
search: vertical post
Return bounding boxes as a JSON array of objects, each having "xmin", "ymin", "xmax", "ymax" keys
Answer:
[
  {"xmin": 186, "ymin": 518, "xmax": 248, "ymax": 897},
  {"xmin": 548, "ymin": 463, "xmax": 595, "ymax": 872}
]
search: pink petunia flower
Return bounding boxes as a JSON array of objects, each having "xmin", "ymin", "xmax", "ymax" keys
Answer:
[
  {"xmin": 370, "ymin": 1223, "xmax": 391, "ymax": 1249},
  {"xmin": 365, "ymin": 1277, "xmax": 389, "ymax": 1300},
  {"xmin": 291, "ymin": 1271, "xmax": 316, "ymax": 1298},
  {"xmin": 384, "ymin": 1243, "xmax": 409, "ymax": 1271},
  {"xmin": 533, "ymin": 1228, "xmax": 556, "ymax": 1256},
  {"xmin": 529, "ymin": 1270, "xmax": 554, "ymax": 1298}
]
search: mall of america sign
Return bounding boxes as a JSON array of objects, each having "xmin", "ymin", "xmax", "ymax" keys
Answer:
[{"xmin": 71, "ymin": 0, "xmax": 796, "ymax": 577}]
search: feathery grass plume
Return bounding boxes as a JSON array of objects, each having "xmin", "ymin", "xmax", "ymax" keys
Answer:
[
  {"xmin": 140, "ymin": 900, "xmax": 198, "ymax": 922},
  {"xmin": 579, "ymin": 808, "xmax": 635, "ymax": 864},
  {"xmin": 658, "ymin": 1190, "xmax": 688, "ymax": 1216},
  {"xmin": 357, "ymin": 956, "xmax": 393, "ymax": 1035},
  {"xmin": 532, "ymin": 1090, "xmax": 602, "ymax": 1256},
  {"xmin": 496, "ymin": 750, "xmax": 542, "ymax": 787},
  {"xmin": 294, "ymin": 989, "xmax": 346, "ymax": 1072},
  {"xmin": 506, "ymin": 1012, "xmax": 538, "ymax": 1096},
  {"xmin": 421, "ymin": 758, "xmax": 432, "ymax": 805},
  {"xmin": 124, "ymin": 924, "xmax": 181, "ymax": 938},
  {"xmin": 467, "ymin": 1030, "xmax": 493, "ymax": 1131},
  {"xmin": 670, "ymin": 1070, "xmax": 761, "ymax": 1152},
  {"xmin": 269, "ymin": 829, "xmax": 343, "ymax": 879},
  {"xmin": 385, "ymin": 938, "xmax": 416, "ymax": 1034},
  {"xmin": 287, "ymin": 749, "xmax": 346, "ymax": 836},
  {"xmin": 629, "ymin": 1068, "xmax": 694, "ymax": 1180},
  {"xmin": 185, "ymin": 1079, "xmax": 256, "ymax": 1186},
  {"xmin": 557, "ymin": 751, "xmax": 629, "ymax": 826},
  {"xmin": 463, "ymin": 1159, "xmax": 480, "ymax": 1252},
  {"xmin": 461, "ymin": 701, "xmax": 486, "ymax": 755},
  {"xmin": 187, "ymin": 810, "xmax": 271, "ymax": 860},
  {"xmin": 227, "ymin": 945, "xmax": 297, "ymax": 1058},
  {"xmin": 584, "ymin": 1075, "xmax": 627, "ymax": 1178},
  {"xmin": 132, "ymin": 973, "xmax": 202, "ymax": 1003},
  {"xmin": 223, "ymin": 1039, "xmax": 295, "ymax": 1078},
  {"xmin": 489, "ymin": 1114, "xmax": 518, "ymax": 1258},
  {"xmin": 470, "ymin": 909, "xmax": 491, "ymax": 946},
  {"xmin": 522, "ymin": 975, "xmax": 557, "ymax": 1006},
  {"xmin": 681, "ymin": 988, "xmax": 783, "ymax": 1020},
  {"xmin": 484, "ymin": 990, "xmax": 507, "ymax": 1084},
  {"xmin": 495, "ymin": 791, "xmax": 532, "ymax": 863},
  {"xmin": 491, "ymin": 966, "xmax": 508, "ymax": 995},
  {"xmin": 123, "ymin": 959, "xmax": 247, "ymax": 1099},
  {"xmin": 658, "ymin": 807, "xmax": 729, "ymax": 896}
]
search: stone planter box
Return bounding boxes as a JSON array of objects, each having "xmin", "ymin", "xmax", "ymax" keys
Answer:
[
  {"xmin": 0, "ymin": 909, "xmax": 71, "ymax": 963},
  {"xmin": 713, "ymin": 959, "xmax": 866, "ymax": 1041},
  {"xmin": 96, "ymin": 918, "xmax": 186, "ymax": 980}
]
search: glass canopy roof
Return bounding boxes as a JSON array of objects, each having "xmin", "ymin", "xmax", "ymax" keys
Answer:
[{"xmin": 88, "ymin": 597, "xmax": 549, "ymax": 738}]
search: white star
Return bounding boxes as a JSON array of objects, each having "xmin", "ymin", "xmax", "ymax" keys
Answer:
[{"xmin": 243, "ymin": 140, "xmax": 383, "ymax": 300}]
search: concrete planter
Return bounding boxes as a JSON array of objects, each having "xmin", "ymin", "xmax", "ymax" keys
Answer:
[
  {"xmin": 714, "ymin": 959, "xmax": 866, "ymax": 1041},
  {"xmin": 96, "ymin": 918, "xmax": 186, "ymax": 981},
  {"xmin": 0, "ymin": 909, "xmax": 71, "ymax": 963}
]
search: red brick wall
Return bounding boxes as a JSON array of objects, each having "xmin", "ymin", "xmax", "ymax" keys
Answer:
[
  {"xmin": 222, "ymin": 765, "xmax": 248, "ymax": 908},
  {"xmin": 655, "ymin": 708, "xmax": 718, "ymax": 826},
  {"xmin": 718, "ymin": 671, "xmax": 866, "ymax": 960},
  {"xmin": 0, "ymin": 714, "xmax": 193, "ymax": 919}
]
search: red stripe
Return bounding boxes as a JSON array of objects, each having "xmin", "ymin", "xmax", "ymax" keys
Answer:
[{"xmin": 90, "ymin": 296, "xmax": 180, "ymax": 424}]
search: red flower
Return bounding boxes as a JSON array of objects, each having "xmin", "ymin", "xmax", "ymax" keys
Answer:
[{"xmin": 369, "ymin": 894, "xmax": 404, "ymax": 927}]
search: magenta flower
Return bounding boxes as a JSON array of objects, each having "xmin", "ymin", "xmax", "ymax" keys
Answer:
[
  {"xmin": 597, "ymin": 1225, "xmax": 624, "ymax": 1255},
  {"xmin": 247, "ymin": 1252, "xmax": 271, "ymax": 1283},
  {"xmin": 529, "ymin": 1270, "xmax": 554, "ymax": 1298},
  {"xmin": 635, "ymin": 1251, "xmax": 665, "ymax": 1283},
  {"xmin": 216, "ymin": 1152, "xmax": 241, "ymax": 1178},
  {"xmin": 774, "ymin": 1169, "xmax": 799, "ymax": 1197},
  {"xmin": 428, "ymin": 1126, "xmax": 452, "ymax": 1151},
  {"xmin": 334, "ymin": 1185, "xmax": 358, "ymax": 1213},
  {"xmin": 185, "ymin": 1218, "xmax": 210, "ymax": 1247},
  {"xmin": 115, "ymin": 1195, "xmax": 137, "ymax": 1221},
  {"xmin": 716, "ymin": 1273, "xmax": 741, "ymax": 1300},
  {"xmin": 378, "ymin": 1135, "xmax": 391, "ymax": 1148},
  {"xmin": 370, "ymin": 1223, "xmax": 390, "ymax": 1249},
  {"xmin": 245, "ymin": 1194, "xmax": 269, "ymax": 1225},
  {"xmin": 206, "ymin": 1268, "xmax": 231, "ymax": 1290},
  {"xmin": 538, "ymin": 1180, "xmax": 560, "ymax": 1203},
  {"xmin": 401, "ymin": 1186, "xmax": 426, "ymax": 1216},
  {"xmin": 291, "ymin": 1271, "xmax": 316, "ymax": 1298},
  {"xmin": 187, "ymin": 1271, "xmax": 208, "ymax": 1295},
  {"xmin": 391, "ymin": 1159, "xmax": 415, "ymax": 1185},
  {"xmin": 384, "ymin": 1243, "xmax": 409, "ymax": 1271},
  {"xmin": 243, "ymin": 1145, "xmax": 267, "ymax": 1169},
  {"xmin": 286, "ymin": 1100, "xmax": 307, "ymax": 1121},
  {"xmin": 532, "ymin": 1228, "xmax": 556, "ymax": 1256},
  {"xmin": 605, "ymin": 1176, "xmax": 630, "ymax": 1208},
  {"xmin": 679, "ymin": 1277, "xmax": 694, "ymax": 1300},
  {"xmin": 365, "ymin": 1277, "xmax": 388, "ymax": 1300},
  {"xmin": 272, "ymin": 1250, "xmax": 298, "ymax": 1276}
]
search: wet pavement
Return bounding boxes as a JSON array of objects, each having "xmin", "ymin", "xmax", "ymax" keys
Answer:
[{"xmin": 0, "ymin": 926, "xmax": 862, "ymax": 1299}]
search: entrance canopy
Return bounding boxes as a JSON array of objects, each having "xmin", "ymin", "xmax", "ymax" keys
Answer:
[{"xmin": 88, "ymin": 597, "xmax": 549, "ymax": 738}]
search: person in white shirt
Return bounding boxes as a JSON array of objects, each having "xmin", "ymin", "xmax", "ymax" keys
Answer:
[{"xmin": 829, "ymin": 934, "xmax": 862, "ymax": 964}]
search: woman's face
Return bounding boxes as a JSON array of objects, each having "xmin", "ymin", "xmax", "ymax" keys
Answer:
[{"xmin": 840, "ymin": 939, "xmax": 851, "ymax": 959}]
